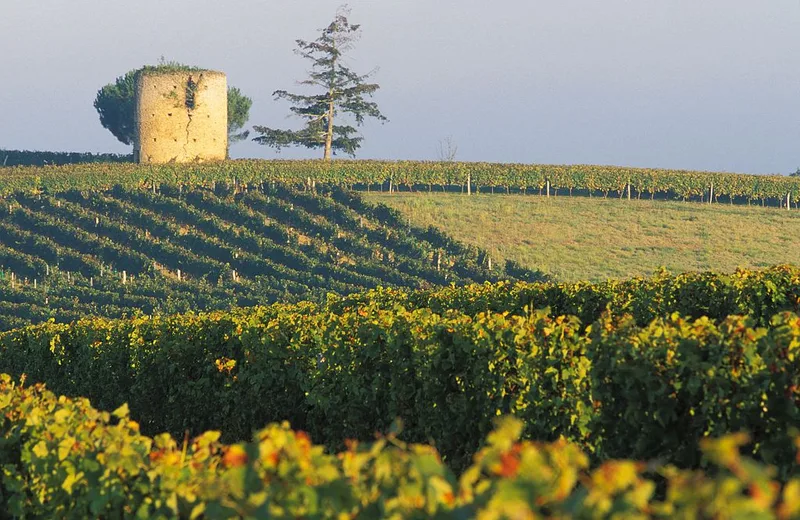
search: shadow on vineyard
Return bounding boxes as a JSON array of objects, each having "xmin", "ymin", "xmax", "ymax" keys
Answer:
[{"xmin": 0, "ymin": 182, "xmax": 541, "ymax": 330}]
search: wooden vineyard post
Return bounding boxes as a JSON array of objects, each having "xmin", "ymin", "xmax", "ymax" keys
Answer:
[
  {"xmin": 546, "ymin": 179, "xmax": 550, "ymax": 198},
  {"xmin": 467, "ymin": 172, "xmax": 472, "ymax": 196},
  {"xmin": 177, "ymin": 269, "xmax": 182, "ymax": 281},
  {"xmin": 627, "ymin": 182, "xmax": 631, "ymax": 201},
  {"xmin": 787, "ymin": 192, "xmax": 791, "ymax": 211},
  {"xmin": 122, "ymin": 271, "xmax": 127, "ymax": 285},
  {"xmin": 709, "ymin": 183, "xmax": 714, "ymax": 205}
]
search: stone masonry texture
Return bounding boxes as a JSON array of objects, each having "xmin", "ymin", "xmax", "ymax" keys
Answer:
[{"xmin": 134, "ymin": 71, "xmax": 227, "ymax": 164}]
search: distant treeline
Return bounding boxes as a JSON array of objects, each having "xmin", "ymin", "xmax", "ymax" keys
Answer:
[{"xmin": 0, "ymin": 149, "xmax": 132, "ymax": 167}]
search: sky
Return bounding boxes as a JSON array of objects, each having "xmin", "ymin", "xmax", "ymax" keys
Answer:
[{"xmin": 1, "ymin": 0, "xmax": 799, "ymax": 174}]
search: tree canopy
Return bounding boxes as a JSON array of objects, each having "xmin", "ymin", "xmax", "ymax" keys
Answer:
[
  {"xmin": 227, "ymin": 86, "xmax": 253, "ymax": 147},
  {"xmin": 93, "ymin": 63, "xmax": 252, "ymax": 149},
  {"xmin": 94, "ymin": 70, "xmax": 138, "ymax": 146},
  {"xmin": 253, "ymin": 6, "xmax": 387, "ymax": 160}
]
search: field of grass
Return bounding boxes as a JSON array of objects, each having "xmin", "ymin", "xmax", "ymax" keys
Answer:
[{"xmin": 364, "ymin": 192, "xmax": 800, "ymax": 282}]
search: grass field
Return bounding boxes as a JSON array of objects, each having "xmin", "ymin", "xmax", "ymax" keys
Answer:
[{"xmin": 364, "ymin": 192, "xmax": 800, "ymax": 282}]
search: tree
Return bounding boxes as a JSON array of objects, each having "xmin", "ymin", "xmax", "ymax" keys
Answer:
[
  {"xmin": 436, "ymin": 136, "xmax": 458, "ymax": 162},
  {"xmin": 790, "ymin": 168, "xmax": 800, "ymax": 177},
  {"xmin": 253, "ymin": 6, "xmax": 387, "ymax": 160},
  {"xmin": 94, "ymin": 70, "xmax": 138, "ymax": 146},
  {"xmin": 94, "ymin": 63, "xmax": 252, "ymax": 150},
  {"xmin": 227, "ymin": 86, "xmax": 253, "ymax": 146}
]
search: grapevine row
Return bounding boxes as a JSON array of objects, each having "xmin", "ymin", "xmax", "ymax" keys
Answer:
[
  {"xmin": 3, "ymin": 375, "xmax": 797, "ymax": 517},
  {"xmin": 335, "ymin": 264, "xmax": 800, "ymax": 327},
  {"xmin": 2, "ymin": 159, "xmax": 800, "ymax": 207},
  {"xmin": 2, "ymin": 282, "xmax": 798, "ymax": 476},
  {"xmin": 0, "ymin": 184, "xmax": 519, "ymax": 329}
]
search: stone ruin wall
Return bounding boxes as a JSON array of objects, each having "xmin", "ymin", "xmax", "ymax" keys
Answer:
[{"xmin": 134, "ymin": 71, "xmax": 227, "ymax": 164}]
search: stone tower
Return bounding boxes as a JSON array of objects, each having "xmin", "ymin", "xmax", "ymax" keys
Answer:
[{"xmin": 134, "ymin": 70, "xmax": 227, "ymax": 164}]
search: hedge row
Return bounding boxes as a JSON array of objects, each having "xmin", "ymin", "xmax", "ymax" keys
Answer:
[
  {"xmin": 0, "ymin": 149, "xmax": 132, "ymax": 167},
  {"xmin": 333, "ymin": 264, "xmax": 800, "ymax": 327},
  {"xmin": 1, "ymin": 300, "xmax": 798, "ymax": 477},
  {"xmin": 1, "ymin": 159, "xmax": 799, "ymax": 203},
  {"xmin": 1, "ymin": 374, "xmax": 799, "ymax": 518}
]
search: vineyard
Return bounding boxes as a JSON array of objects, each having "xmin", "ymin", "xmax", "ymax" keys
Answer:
[
  {"xmin": 0, "ymin": 159, "xmax": 798, "ymax": 515},
  {"xmin": 1, "ymin": 374, "xmax": 798, "ymax": 517},
  {"xmin": 0, "ymin": 183, "xmax": 524, "ymax": 330},
  {"xmin": 333, "ymin": 264, "xmax": 800, "ymax": 327},
  {"xmin": 1, "ymin": 267, "xmax": 798, "ymax": 478},
  {"xmin": 2, "ymin": 159, "xmax": 800, "ymax": 206}
]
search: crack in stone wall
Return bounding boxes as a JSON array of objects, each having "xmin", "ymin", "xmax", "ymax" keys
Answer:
[{"xmin": 184, "ymin": 110, "xmax": 194, "ymax": 158}]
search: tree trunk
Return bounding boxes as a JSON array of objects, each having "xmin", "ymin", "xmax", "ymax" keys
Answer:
[
  {"xmin": 323, "ymin": 95, "xmax": 335, "ymax": 161},
  {"xmin": 323, "ymin": 47, "xmax": 336, "ymax": 161}
]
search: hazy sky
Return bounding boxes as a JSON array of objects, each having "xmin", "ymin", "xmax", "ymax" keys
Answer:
[{"xmin": 2, "ymin": 1, "xmax": 799, "ymax": 174}]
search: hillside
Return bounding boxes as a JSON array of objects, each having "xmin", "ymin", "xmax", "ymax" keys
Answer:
[
  {"xmin": 0, "ymin": 183, "xmax": 526, "ymax": 330},
  {"xmin": 0, "ymin": 161, "xmax": 798, "ymax": 513},
  {"xmin": 365, "ymin": 192, "xmax": 800, "ymax": 281}
]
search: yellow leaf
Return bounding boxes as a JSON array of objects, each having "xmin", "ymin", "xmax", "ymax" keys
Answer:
[
  {"xmin": 58, "ymin": 437, "xmax": 75, "ymax": 461},
  {"xmin": 190, "ymin": 503, "xmax": 206, "ymax": 520},
  {"xmin": 112, "ymin": 403, "xmax": 129, "ymax": 419},
  {"xmin": 32, "ymin": 440, "xmax": 48, "ymax": 459},
  {"xmin": 53, "ymin": 409, "xmax": 70, "ymax": 423},
  {"xmin": 61, "ymin": 471, "xmax": 84, "ymax": 494}
]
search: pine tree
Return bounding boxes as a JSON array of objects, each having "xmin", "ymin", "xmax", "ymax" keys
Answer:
[{"xmin": 253, "ymin": 6, "xmax": 387, "ymax": 160}]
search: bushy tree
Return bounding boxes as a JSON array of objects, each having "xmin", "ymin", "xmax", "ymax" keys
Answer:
[
  {"xmin": 94, "ymin": 64, "xmax": 252, "ymax": 149},
  {"xmin": 253, "ymin": 6, "xmax": 387, "ymax": 160},
  {"xmin": 94, "ymin": 71, "xmax": 138, "ymax": 146},
  {"xmin": 227, "ymin": 86, "xmax": 253, "ymax": 151}
]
